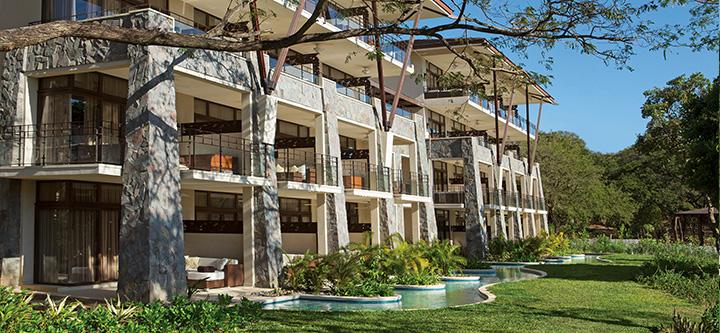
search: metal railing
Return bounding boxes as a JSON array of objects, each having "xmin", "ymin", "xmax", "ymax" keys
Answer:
[
  {"xmin": 342, "ymin": 160, "xmax": 391, "ymax": 192},
  {"xmin": 433, "ymin": 183, "xmax": 464, "ymax": 204},
  {"xmin": 269, "ymin": 56, "xmax": 319, "ymax": 85},
  {"xmin": 385, "ymin": 103, "xmax": 412, "ymax": 119},
  {"xmin": 179, "ymin": 129, "xmax": 272, "ymax": 177},
  {"xmin": 336, "ymin": 81, "xmax": 372, "ymax": 103},
  {"xmin": 276, "ymin": 148, "xmax": 338, "ymax": 186},
  {"xmin": 393, "ymin": 171, "xmax": 427, "ymax": 195},
  {"xmin": 0, "ymin": 122, "xmax": 123, "ymax": 166}
]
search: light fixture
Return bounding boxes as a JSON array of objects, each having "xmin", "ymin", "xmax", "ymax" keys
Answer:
[
  {"xmin": 362, "ymin": 66, "xmax": 370, "ymax": 75},
  {"xmin": 313, "ymin": 43, "xmax": 322, "ymax": 53}
]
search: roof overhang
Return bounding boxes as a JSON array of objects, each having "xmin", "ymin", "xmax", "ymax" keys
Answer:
[{"xmin": 413, "ymin": 38, "xmax": 556, "ymax": 105}]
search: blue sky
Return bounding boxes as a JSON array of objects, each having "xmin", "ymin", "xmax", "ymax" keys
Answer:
[
  {"xmin": 525, "ymin": 39, "xmax": 718, "ymax": 153},
  {"xmin": 437, "ymin": 4, "xmax": 719, "ymax": 153}
]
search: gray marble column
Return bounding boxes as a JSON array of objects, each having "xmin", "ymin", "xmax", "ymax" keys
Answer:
[
  {"xmin": 413, "ymin": 113, "xmax": 437, "ymax": 241},
  {"xmin": 462, "ymin": 137, "xmax": 488, "ymax": 260},
  {"xmin": 247, "ymin": 94, "xmax": 283, "ymax": 288},
  {"xmin": 0, "ymin": 179, "xmax": 22, "ymax": 287},
  {"xmin": 118, "ymin": 11, "xmax": 186, "ymax": 302},
  {"xmin": 321, "ymin": 110, "xmax": 349, "ymax": 251}
]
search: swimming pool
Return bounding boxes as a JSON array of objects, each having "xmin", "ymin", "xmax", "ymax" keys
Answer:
[{"xmin": 262, "ymin": 267, "xmax": 538, "ymax": 311}]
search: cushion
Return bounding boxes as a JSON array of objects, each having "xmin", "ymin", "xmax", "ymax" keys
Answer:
[
  {"xmin": 185, "ymin": 256, "xmax": 199, "ymax": 270},
  {"xmin": 197, "ymin": 266, "xmax": 216, "ymax": 273},
  {"xmin": 276, "ymin": 164, "xmax": 285, "ymax": 172},
  {"xmin": 187, "ymin": 270, "xmax": 224, "ymax": 281},
  {"xmin": 213, "ymin": 258, "xmax": 229, "ymax": 271}
]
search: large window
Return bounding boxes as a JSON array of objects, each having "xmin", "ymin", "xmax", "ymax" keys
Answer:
[
  {"xmin": 193, "ymin": 98, "xmax": 241, "ymax": 122},
  {"xmin": 276, "ymin": 120, "xmax": 310, "ymax": 138},
  {"xmin": 193, "ymin": 8, "xmax": 221, "ymax": 32},
  {"xmin": 339, "ymin": 135, "xmax": 357, "ymax": 150},
  {"xmin": 279, "ymin": 198, "xmax": 312, "ymax": 223},
  {"xmin": 346, "ymin": 202, "xmax": 359, "ymax": 225},
  {"xmin": 38, "ymin": 73, "xmax": 127, "ymax": 165},
  {"xmin": 432, "ymin": 161, "xmax": 448, "ymax": 192},
  {"xmin": 185, "ymin": 191, "xmax": 243, "ymax": 233},
  {"xmin": 427, "ymin": 110, "xmax": 445, "ymax": 135},
  {"xmin": 35, "ymin": 181, "xmax": 121, "ymax": 285}
]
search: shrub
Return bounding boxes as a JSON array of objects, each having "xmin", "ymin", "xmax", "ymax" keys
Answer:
[
  {"xmin": 654, "ymin": 306, "xmax": 719, "ymax": 333},
  {"xmin": 487, "ymin": 233, "xmax": 570, "ymax": 262},
  {"xmin": 0, "ymin": 287, "xmax": 261, "ymax": 332}
]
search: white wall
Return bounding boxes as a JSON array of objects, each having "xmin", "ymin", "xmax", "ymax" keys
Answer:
[
  {"xmin": 282, "ymin": 234, "xmax": 317, "ymax": 254},
  {"xmin": 184, "ymin": 233, "xmax": 243, "ymax": 260},
  {"xmin": 21, "ymin": 180, "xmax": 36, "ymax": 284}
]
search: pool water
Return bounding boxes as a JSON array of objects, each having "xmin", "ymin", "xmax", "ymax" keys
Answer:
[{"xmin": 262, "ymin": 268, "xmax": 537, "ymax": 311}]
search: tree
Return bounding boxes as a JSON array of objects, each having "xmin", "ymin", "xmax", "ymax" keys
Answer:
[
  {"xmin": 533, "ymin": 131, "xmax": 634, "ymax": 234},
  {"xmin": 0, "ymin": 0, "xmax": 716, "ymax": 89}
]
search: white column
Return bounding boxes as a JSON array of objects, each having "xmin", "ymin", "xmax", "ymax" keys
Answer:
[
  {"xmin": 242, "ymin": 187, "xmax": 256, "ymax": 287},
  {"xmin": 369, "ymin": 199, "xmax": 382, "ymax": 245}
]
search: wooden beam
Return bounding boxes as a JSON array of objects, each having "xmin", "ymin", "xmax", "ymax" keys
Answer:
[
  {"xmin": 525, "ymin": 84, "xmax": 531, "ymax": 175},
  {"xmin": 387, "ymin": 4, "xmax": 423, "ymax": 129},
  {"xmin": 499, "ymin": 81, "xmax": 517, "ymax": 159},
  {"xmin": 268, "ymin": 0, "xmax": 307, "ymax": 91},
  {"xmin": 528, "ymin": 102, "xmax": 543, "ymax": 170},
  {"xmin": 371, "ymin": 0, "xmax": 388, "ymax": 131},
  {"xmin": 250, "ymin": 0, "xmax": 268, "ymax": 94},
  {"xmin": 492, "ymin": 68, "xmax": 500, "ymax": 165}
]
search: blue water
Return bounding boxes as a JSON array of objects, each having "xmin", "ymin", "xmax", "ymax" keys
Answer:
[{"xmin": 262, "ymin": 268, "xmax": 537, "ymax": 311}]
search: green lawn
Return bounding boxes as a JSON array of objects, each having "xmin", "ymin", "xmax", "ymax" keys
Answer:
[{"xmin": 247, "ymin": 255, "xmax": 703, "ymax": 332}]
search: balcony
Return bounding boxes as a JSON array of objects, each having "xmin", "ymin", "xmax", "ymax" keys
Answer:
[
  {"xmin": 393, "ymin": 171, "xmax": 430, "ymax": 199},
  {"xmin": 433, "ymin": 184, "xmax": 464, "ymax": 205},
  {"xmin": 424, "ymin": 88, "xmax": 537, "ymax": 140},
  {"xmin": 179, "ymin": 127, "xmax": 272, "ymax": 178},
  {"xmin": 0, "ymin": 122, "xmax": 123, "ymax": 167},
  {"xmin": 342, "ymin": 160, "xmax": 391, "ymax": 193},
  {"xmin": 276, "ymin": 148, "xmax": 338, "ymax": 186}
]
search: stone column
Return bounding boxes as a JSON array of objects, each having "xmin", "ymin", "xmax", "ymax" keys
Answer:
[
  {"xmin": 377, "ymin": 131, "xmax": 399, "ymax": 242},
  {"xmin": 118, "ymin": 12, "xmax": 186, "ymax": 302},
  {"xmin": 0, "ymin": 179, "xmax": 22, "ymax": 287},
  {"xmin": 319, "ymin": 110, "xmax": 349, "ymax": 252},
  {"xmin": 462, "ymin": 137, "xmax": 488, "ymax": 260},
  {"xmin": 242, "ymin": 94, "xmax": 283, "ymax": 288},
  {"xmin": 413, "ymin": 113, "xmax": 438, "ymax": 241}
]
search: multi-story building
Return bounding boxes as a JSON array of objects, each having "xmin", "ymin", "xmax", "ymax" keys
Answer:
[{"xmin": 0, "ymin": 0, "xmax": 552, "ymax": 301}]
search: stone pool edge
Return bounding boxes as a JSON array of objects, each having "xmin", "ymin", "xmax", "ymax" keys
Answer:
[
  {"xmin": 478, "ymin": 267, "xmax": 548, "ymax": 304},
  {"xmin": 260, "ymin": 293, "xmax": 402, "ymax": 305}
]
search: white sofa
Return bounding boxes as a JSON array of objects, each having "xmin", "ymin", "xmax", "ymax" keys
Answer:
[{"xmin": 185, "ymin": 257, "xmax": 239, "ymax": 289}]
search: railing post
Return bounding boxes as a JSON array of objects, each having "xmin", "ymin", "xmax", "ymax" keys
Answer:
[
  {"xmin": 218, "ymin": 133, "xmax": 223, "ymax": 173},
  {"xmin": 95, "ymin": 126, "xmax": 102, "ymax": 163}
]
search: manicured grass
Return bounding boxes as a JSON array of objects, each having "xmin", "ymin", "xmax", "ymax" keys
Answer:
[{"xmin": 247, "ymin": 255, "xmax": 703, "ymax": 332}]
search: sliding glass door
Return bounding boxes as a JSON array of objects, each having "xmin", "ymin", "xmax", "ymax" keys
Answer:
[{"xmin": 35, "ymin": 181, "xmax": 121, "ymax": 285}]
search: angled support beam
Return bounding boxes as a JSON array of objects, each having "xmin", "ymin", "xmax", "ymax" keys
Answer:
[
  {"xmin": 268, "ymin": 0, "xmax": 307, "ymax": 91},
  {"xmin": 250, "ymin": 0, "xmax": 268, "ymax": 94},
  {"xmin": 499, "ymin": 82, "xmax": 517, "ymax": 158},
  {"xmin": 528, "ymin": 102, "xmax": 544, "ymax": 170},
  {"xmin": 525, "ymin": 84, "xmax": 531, "ymax": 175},
  {"xmin": 492, "ymin": 69, "xmax": 501, "ymax": 165},
  {"xmin": 387, "ymin": 4, "xmax": 423, "ymax": 129},
  {"xmin": 371, "ymin": 0, "xmax": 388, "ymax": 131}
]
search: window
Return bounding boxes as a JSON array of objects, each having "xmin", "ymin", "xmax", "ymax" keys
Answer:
[
  {"xmin": 276, "ymin": 120, "xmax": 310, "ymax": 138},
  {"xmin": 194, "ymin": 8, "xmax": 222, "ymax": 32},
  {"xmin": 450, "ymin": 120, "xmax": 466, "ymax": 132},
  {"xmin": 432, "ymin": 161, "xmax": 448, "ymax": 192},
  {"xmin": 427, "ymin": 110, "xmax": 445, "ymax": 135},
  {"xmin": 323, "ymin": 65, "xmax": 370, "ymax": 103},
  {"xmin": 346, "ymin": 202, "xmax": 359, "ymax": 224},
  {"xmin": 193, "ymin": 98, "xmax": 241, "ymax": 122},
  {"xmin": 194, "ymin": 191, "xmax": 242, "ymax": 223},
  {"xmin": 339, "ymin": 135, "xmax": 356, "ymax": 150},
  {"xmin": 279, "ymin": 198, "xmax": 312, "ymax": 223},
  {"xmin": 38, "ymin": 73, "xmax": 127, "ymax": 165},
  {"xmin": 425, "ymin": 62, "xmax": 444, "ymax": 91},
  {"xmin": 35, "ymin": 181, "xmax": 121, "ymax": 285}
]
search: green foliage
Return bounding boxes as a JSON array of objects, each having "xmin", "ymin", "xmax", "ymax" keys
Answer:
[
  {"xmin": 654, "ymin": 309, "xmax": 719, "ymax": 333},
  {"xmin": 281, "ymin": 234, "xmax": 467, "ymax": 295},
  {"xmin": 487, "ymin": 232, "xmax": 571, "ymax": 262},
  {"xmin": 0, "ymin": 287, "xmax": 261, "ymax": 332}
]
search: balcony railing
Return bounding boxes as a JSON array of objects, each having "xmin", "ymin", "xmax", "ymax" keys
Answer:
[
  {"xmin": 336, "ymin": 81, "xmax": 372, "ymax": 103},
  {"xmin": 276, "ymin": 148, "xmax": 338, "ymax": 186},
  {"xmin": 268, "ymin": 57, "xmax": 319, "ymax": 85},
  {"xmin": 342, "ymin": 160, "xmax": 391, "ymax": 192},
  {"xmin": 179, "ymin": 129, "xmax": 272, "ymax": 177},
  {"xmin": 433, "ymin": 184, "xmax": 464, "ymax": 204},
  {"xmin": 0, "ymin": 122, "xmax": 123, "ymax": 166},
  {"xmin": 392, "ymin": 171, "xmax": 429, "ymax": 196},
  {"xmin": 385, "ymin": 103, "xmax": 412, "ymax": 119}
]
